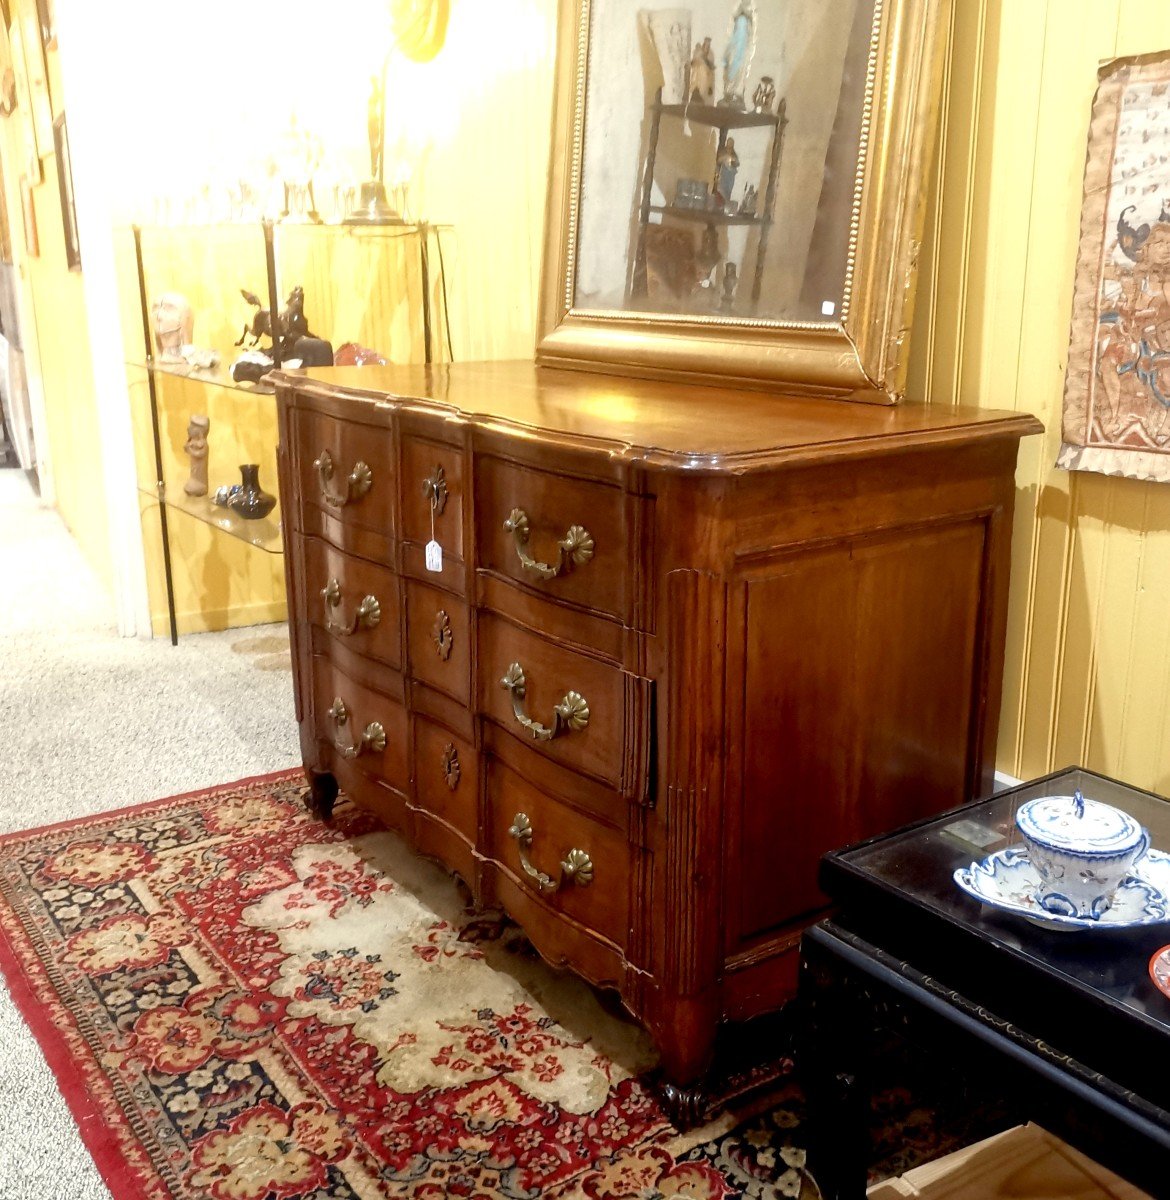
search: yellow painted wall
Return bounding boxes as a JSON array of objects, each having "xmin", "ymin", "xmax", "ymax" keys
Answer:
[
  {"xmin": 91, "ymin": 0, "xmax": 555, "ymax": 633},
  {"xmin": 907, "ymin": 0, "xmax": 1170, "ymax": 794},
  {"xmin": 1, "ymin": 0, "xmax": 111, "ymax": 592}
]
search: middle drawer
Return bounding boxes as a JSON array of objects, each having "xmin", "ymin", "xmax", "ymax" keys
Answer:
[
  {"xmin": 300, "ymin": 535, "xmax": 402, "ymax": 669},
  {"xmin": 478, "ymin": 611, "xmax": 650, "ymax": 799}
]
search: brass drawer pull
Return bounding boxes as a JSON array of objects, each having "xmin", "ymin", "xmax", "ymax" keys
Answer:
[
  {"xmin": 507, "ymin": 812, "xmax": 593, "ymax": 893},
  {"xmin": 321, "ymin": 578, "xmax": 381, "ymax": 636},
  {"xmin": 314, "ymin": 449, "xmax": 373, "ymax": 508},
  {"xmin": 500, "ymin": 663, "xmax": 589, "ymax": 742},
  {"xmin": 327, "ymin": 697, "xmax": 386, "ymax": 759},
  {"xmin": 503, "ymin": 508, "xmax": 594, "ymax": 580}
]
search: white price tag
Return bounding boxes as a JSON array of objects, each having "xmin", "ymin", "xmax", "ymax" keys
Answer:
[{"xmin": 425, "ymin": 539, "xmax": 443, "ymax": 572}]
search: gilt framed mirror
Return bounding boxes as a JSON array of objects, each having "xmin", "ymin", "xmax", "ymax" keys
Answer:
[{"xmin": 537, "ymin": 0, "xmax": 947, "ymax": 402}]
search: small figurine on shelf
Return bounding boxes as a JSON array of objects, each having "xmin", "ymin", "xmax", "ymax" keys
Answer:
[
  {"xmin": 714, "ymin": 138, "xmax": 740, "ymax": 209},
  {"xmin": 181, "ymin": 345, "xmax": 221, "ymax": 371},
  {"xmin": 721, "ymin": 262, "xmax": 739, "ymax": 312},
  {"xmin": 230, "ymin": 350, "xmax": 276, "ymax": 386},
  {"xmin": 236, "ymin": 285, "xmax": 321, "ymax": 352},
  {"xmin": 741, "ymin": 183, "xmax": 759, "ymax": 216},
  {"xmin": 183, "ymin": 415, "xmax": 210, "ymax": 497},
  {"xmin": 752, "ymin": 76, "xmax": 776, "ymax": 114},
  {"xmin": 720, "ymin": 0, "xmax": 756, "ymax": 111},
  {"xmin": 151, "ymin": 293, "xmax": 194, "ymax": 363},
  {"xmin": 688, "ymin": 38, "xmax": 715, "ymax": 105},
  {"xmin": 334, "ymin": 342, "xmax": 389, "ymax": 367},
  {"xmin": 227, "ymin": 464, "xmax": 276, "ymax": 520}
]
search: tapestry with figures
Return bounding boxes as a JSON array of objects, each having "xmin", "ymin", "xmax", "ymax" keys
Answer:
[{"xmin": 1062, "ymin": 51, "xmax": 1170, "ymax": 481}]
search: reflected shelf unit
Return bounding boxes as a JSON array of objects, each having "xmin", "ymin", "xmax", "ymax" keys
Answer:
[{"xmin": 629, "ymin": 88, "xmax": 788, "ymax": 312}]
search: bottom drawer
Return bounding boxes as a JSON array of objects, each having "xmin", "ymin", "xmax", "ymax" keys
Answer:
[
  {"xmin": 485, "ymin": 760, "xmax": 628, "ymax": 951},
  {"xmin": 312, "ymin": 657, "xmax": 409, "ymax": 792}
]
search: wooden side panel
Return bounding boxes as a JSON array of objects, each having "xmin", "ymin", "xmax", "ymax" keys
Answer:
[{"xmin": 733, "ymin": 519, "xmax": 986, "ymax": 943}]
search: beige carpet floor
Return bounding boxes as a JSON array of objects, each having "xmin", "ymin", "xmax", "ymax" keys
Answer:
[{"xmin": 0, "ymin": 469, "xmax": 300, "ymax": 1199}]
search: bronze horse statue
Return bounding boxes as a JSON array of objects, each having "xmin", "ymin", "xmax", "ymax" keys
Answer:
[{"xmin": 236, "ymin": 286, "xmax": 316, "ymax": 349}]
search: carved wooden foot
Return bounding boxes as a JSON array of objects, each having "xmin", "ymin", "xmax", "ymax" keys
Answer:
[
  {"xmin": 658, "ymin": 1078, "xmax": 713, "ymax": 1130},
  {"xmin": 303, "ymin": 769, "xmax": 338, "ymax": 820}
]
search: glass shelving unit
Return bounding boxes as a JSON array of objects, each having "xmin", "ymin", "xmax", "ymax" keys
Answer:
[{"xmin": 120, "ymin": 218, "xmax": 452, "ymax": 642}]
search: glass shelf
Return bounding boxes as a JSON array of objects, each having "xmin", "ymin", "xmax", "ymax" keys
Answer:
[
  {"xmin": 139, "ymin": 485, "xmax": 284, "ymax": 554},
  {"xmin": 126, "ymin": 359, "xmax": 279, "ymax": 395},
  {"xmin": 649, "ymin": 204, "xmax": 767, "ymax": 227},
  {"xmin": 656, "ymin": 101, "xmax": 781, "ymax": 130}
]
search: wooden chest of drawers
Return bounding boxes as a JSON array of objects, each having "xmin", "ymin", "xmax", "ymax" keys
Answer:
[{"xmin": 276, "ymin": 361, "xmax": 1041, "ymax": 1119}]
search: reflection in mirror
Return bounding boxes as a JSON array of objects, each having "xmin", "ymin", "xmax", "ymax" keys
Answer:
[{"xmin": 574, "ymin": 0, "xmax": 877, "ymax": 324}]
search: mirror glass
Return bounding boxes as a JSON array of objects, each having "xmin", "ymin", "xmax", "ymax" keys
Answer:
[{"xmin": 573, "ymin": 0, "xmax": 877, "ymax": 324}]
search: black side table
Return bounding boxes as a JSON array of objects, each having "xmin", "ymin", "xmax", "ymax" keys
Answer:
[{"xmin": 799, "ymin": 767, "xmax": 1170, "ymax": 1199}]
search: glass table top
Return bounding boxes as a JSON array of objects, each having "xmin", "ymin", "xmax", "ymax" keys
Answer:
[{"xmin": 827, "ymin": 767, "xmax": 1170, "ymax": 1037}]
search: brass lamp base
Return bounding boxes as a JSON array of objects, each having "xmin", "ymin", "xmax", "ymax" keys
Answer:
[{"xmin": 344, "ymin": 180, "xmax": 407, "ymax": 226}]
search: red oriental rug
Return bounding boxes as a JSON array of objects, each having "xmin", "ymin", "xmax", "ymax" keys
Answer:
[{"xmin": 0, "ymin": 772, "xmax": 819, "ymax": 1200}]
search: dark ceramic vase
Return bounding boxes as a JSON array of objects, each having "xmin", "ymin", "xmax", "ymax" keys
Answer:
[{"xmin": 228, "ymin": 464, "xmax": 276, "ymax": 520}]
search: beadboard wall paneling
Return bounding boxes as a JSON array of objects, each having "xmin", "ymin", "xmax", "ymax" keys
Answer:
[{"xmin": 908, "ymin": 0, "xmax": 1170, "ymax": 795}]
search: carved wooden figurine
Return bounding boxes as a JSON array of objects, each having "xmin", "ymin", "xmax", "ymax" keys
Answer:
[{"xmin": 183, "ymin": 414, "xmax": 210, "ymax": 497}]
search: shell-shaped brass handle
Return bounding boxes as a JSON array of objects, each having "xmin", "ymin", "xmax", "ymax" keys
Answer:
[
  {"xmin": 499, "ymin": 663, "xmax": 589, "ymax": 742},
  {"xmin": 503, "ymin": 508, "xmax": 594, "ymax": 581},
  {"xmin": 327, "ymin": 697, "xmax": 386, "ymax": 759},
  {"xmin": 315, "ymin": 448, "xmax": 373, "ymax": 509},
  {"xmin": 507, "ymin": 812, "xmax": 594, "ymax": 893},
  {"xmin": 321, "ymin": 578, "xmax": 381, "ymax": 636}
]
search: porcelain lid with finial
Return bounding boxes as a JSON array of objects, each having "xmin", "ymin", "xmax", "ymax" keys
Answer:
[{"xmin": 1016, "ymin": 789, "xmax": 1145, "ymax": 856}]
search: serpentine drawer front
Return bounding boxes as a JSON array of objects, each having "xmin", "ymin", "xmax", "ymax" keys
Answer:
[
  {"xmin": 294, "ymin": 408, "xmax": 396, "ymax": 543},
  {"xmin": 485, "ymin": 758, "xmax": 629, "ymax": 953},
  {"xmin": 475, "ymin": 455, "xmax": 628, "ymax": 622},
  {"xmin": 300, "ymin": 535, "xmax": 401, "ymax": 670},
  {"xmin": 277, "ymin": 361, "xmax": 1041, "ymax": 1118},
  {"xmin": 310, "ymin": 657, "xmax": 409, "ymax": 795},
  {"xmin": 476, "ymin": 611, "xmax": 648, "ymax": 800}
]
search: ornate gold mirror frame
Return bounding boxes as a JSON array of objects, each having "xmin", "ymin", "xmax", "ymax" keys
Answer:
[{"xmin": 537, "ymin": 0, "xmax": 947, "ymax": 402}]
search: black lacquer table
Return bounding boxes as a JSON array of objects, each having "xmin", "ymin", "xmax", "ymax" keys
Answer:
[{"xmin": 799, "ymin": 767, "xmax": 1170, "ymax": 1199}]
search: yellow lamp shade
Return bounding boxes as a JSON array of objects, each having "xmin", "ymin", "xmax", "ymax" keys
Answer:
[{"xmin": 391, "ymin": 0, "xmax": 450, "ymax": 63}]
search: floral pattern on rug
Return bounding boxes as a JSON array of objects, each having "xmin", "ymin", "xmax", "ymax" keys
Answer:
[{"xmin": 0, "ymin": 774, "xmax": 825, "ymax": 1200}]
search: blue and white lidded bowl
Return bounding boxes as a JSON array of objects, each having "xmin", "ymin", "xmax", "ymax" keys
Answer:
[{"xmin": 1015, "ymin": 789, "xmax": 1150, "ymax": 920}]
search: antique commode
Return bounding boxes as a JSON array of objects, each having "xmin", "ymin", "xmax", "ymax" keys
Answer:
[{"xmin": 274, "ymin": 360, "xmax": 1040, "ymax": 1115}]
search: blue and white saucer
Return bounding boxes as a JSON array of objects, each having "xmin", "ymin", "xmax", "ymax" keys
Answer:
[{"xmin": 953, "ymin": 846, "xmax": 1170, "ymax": 931}]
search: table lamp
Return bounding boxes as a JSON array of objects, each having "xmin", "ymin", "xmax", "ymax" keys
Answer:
[{"xmin": 346, "ymin": 0, "xmax": 450, "ymax": 224}]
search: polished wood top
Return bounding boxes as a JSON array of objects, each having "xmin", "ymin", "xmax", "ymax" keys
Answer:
[{"xmin": 279, "ymin": 361, "xmax": 1042, "ymax": 472}]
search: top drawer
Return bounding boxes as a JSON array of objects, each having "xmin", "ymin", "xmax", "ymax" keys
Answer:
[
  {"xmin": 294, "ymin": 407, "xmax": 396, "ymax": 541},
  {"xmin": 475, "ymin": 456, "xmax": 628, "ymax": 622}
]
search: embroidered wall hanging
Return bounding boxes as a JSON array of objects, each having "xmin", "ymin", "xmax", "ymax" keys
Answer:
[{"xmin": 1062, "ymin": 50, "xmax": 1170, "ymax": 482}]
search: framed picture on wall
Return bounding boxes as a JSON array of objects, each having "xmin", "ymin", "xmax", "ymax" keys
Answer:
[
  {"xmin": 19, "ymin": 173, "xmax": 37, "ymax": 257},
  {"xmin": 18, "ymin": 4, "xmax": 51, "ymax": 150},
  {"xmin": 53, "ymin": 111, "xmax": 78, "ymax": 270}
]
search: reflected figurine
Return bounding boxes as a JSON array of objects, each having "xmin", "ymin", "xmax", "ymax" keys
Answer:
[
  {"xmin": 720, "ymin": 0, "xmax": 756, "ymax": 110},
  {"xmin": 183, "ymin": 415, "xmax": 210, "ymax": 497},
  {"xmin": 752, "ymin": 75, "xmax": 776, "ymax": 114},
  {"xmin": 721, "ymin": 262, "xmax": 739, "ymax": 311},
  {"xmin": 689, "ymin": 38, "xmax": 715, "ymax": 105},
  {"xmin": 714, "ymin": 138, "xmax": 740, "ymax": 208},
  {"xmin": 152, "ymin": 292, "xmax": 194, "ymax": 363},
  {"xmin": 741, "ymin": 183, "xmax": 759, "ymax": 216}
]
